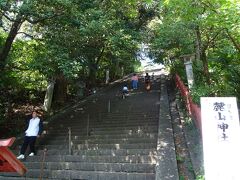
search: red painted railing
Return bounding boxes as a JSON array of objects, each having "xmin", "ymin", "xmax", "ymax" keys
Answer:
[
  {"xmin": 0, "ymin": 137, "xmax": 27, "ymax": 176},
  {"xmin": 175, "ymin": 74, "xmax": 202, "ymax": 133}
]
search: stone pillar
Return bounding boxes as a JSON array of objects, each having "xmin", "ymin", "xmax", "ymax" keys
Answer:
[
  {"xmin": 121, "ymin": 67, "xmax": 124, "ymax": 77},
  {"xmin": 105, "ymin": 69, "xmax": 109, "ymax": 84},
  {"xmin": 43, "ymin": 79, "xmax": 55, "ymax": 112},
  {"xmin": 184, "ymin": 61, "xmax": 194, "ymax": 89},
  {"xmin": 181, "ymin": 54, "xmax": 195, "ymax": 89}
]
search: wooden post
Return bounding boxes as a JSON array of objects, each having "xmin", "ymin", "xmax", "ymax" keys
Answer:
[
  {"xmin": 39, "ymin": 148, "xmax": 47, "ymax": 180},
  {"xmin": 87, "ymin": 114, "xmax": 90, "ymax": 136},
  {"xmin": 108, "ymin": 100, "xmax": 111, "ymax": 113}
]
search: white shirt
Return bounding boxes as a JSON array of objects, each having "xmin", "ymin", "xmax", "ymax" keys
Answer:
[{"xmin": 25, "ymin": 117, "xmax": 40, "ymax": 136}]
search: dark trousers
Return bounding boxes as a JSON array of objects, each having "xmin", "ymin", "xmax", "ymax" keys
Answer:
[{"xmin": 20, "ymin": 136, "xmax": 37, "ymax": 154}]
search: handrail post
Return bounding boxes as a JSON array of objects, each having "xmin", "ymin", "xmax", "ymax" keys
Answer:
[
  {"xmin": 39, "ymin": 147, "xmax": 47, "ymax": 180},
  {"xmin": 108, "ymin": 100, "xmax": 111, "ymax": 113},
  {"xmin": 87, "ymin": 114, "xmax": 90, "ymax": 136},
  {"xmin": 68, "ymin": 127, "xmax": 72, "ymax": 155}
]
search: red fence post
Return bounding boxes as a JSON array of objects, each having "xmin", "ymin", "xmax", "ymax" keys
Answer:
[
  {"xmin": 0, "ymin": 137, "xmax": 27, "ymax": 176},
  {"xmin": 175, "ymin": 74, "xmax": 202, "ymax": 135}
]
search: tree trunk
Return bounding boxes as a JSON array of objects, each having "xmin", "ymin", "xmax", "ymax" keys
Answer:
[
  {"xmin": 113, "ymin": 60, "xmax": 120, "ymax": 80},
  {"xmin": 226, "ymin": 30, "xmax": 240, "ymax": 52},
  {"xmin": 0, "ymin": 19, "xmax": 23, "ymax": 70},
  {"xmin": 195, "ymin": 26, "xmax": 211, "ymax": 84},
  {"xmin": 195, "ymin": 26, "xmax": 201, "ymax": 61},
  {"xmin": 88, "ymin": 65, "xmax": 97, "ymax": 89},
  {"xmin": 201, "ymin": 49, "xmax": 211, "ymax": 84},
  {"xmin": 53, "ymin": 73, "xmax": 68, "ymax": 105}
]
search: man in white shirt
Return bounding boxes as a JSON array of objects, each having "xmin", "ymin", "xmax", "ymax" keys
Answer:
[{"xmin": 17, "ymin": 110, "xmax": 43, "ymax": 160}]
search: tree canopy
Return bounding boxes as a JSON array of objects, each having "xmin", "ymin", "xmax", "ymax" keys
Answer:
[
  {"xmin": 0, "ymin": 0, "xmax": 239, "ymax": 134},
  {"xmin": 0, "ymin": 0, "xmax": 156, "ymax": 130},
  {"xmin": 147, "ymin": 0, "xmax": 240, "ymax": 103}
]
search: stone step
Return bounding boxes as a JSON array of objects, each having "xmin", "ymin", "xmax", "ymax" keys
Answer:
[
  {"xmin": 2, "ymin": 80, "xmax": 162, "ymax": 179},
  {"xmin": 103, "ymin": 116, "xmax": 158, "ymax": 120},
  {"xmin": 39, "ymin": 143, "xmax": 157, "ymax": 150},
  {"xmin": 98, "ymin": 117, "xmax": 158, "ymax": 120},
  {"xmin": 67, "ymin": 115, "xmax": 158, "ymax": 119},
  {"xmin": 51, "ymin": 124, "xmax": 158, "ymax": 131},
  {"xmin": 57, "ymin": 114, "xmax": 158, "ymax": 120},
  {"xmin": 50, "ymin": 122, "xmax": 159, "ymax": 128},
  {"xmin": 43, "ymin": 137, "xmax": 157, "ymax": 145},
  {"xmin": 14, "ymin": 148, "xmax": 157, "ymax": 156},
  {"xmin": 45, "ymin": 133, "xmax": 157, "ymax": 141},
  {"xmin": 21, "ymin": 162, "xmax": 156, "ymax": 173},
  {"xmin": 48, "ymin": 129, "xmax": 158, "ymax": 136},
  {"xmin": 62, "ymin": 118, "xmax": 158, "ymax": 123},
  {"xmin": 0, "ymin": 170, "xmax": 155, "ymax": 180},
  {"xmin": 47, "ymin": 132, "xmax": 158, "ymax": 138},
  {"xmin": 23, "ymin": 155, "xmax": 157, "ymax": 164},
  {"xmin": 68, "ymin": 112, "xmax": 158, "ymax": 117},
  {"xmin": 49, "ymin": 129, "xmax": 158, "ymax": 136},
  {"xmin": 48, "ymin": 123, "xmax": 158, "ymax": 131},
  {"xmin": 0, "ymin": 177, "xmax": 54, "ymax": 180},
  {"xmin": 57, "ymin": 123, "xmax": 157, "ymax": 129}
]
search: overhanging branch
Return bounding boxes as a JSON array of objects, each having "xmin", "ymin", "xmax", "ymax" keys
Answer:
[
  {"xmin": 226, "ymin": 29, "xmax": 240, "ymax": 52},
  {"xmin": 26, "ymin": 13, "xmax": 63, "ymax": 24},
  {"xmin": 17, "ymin": 32, "xmax": 34, "ymax": 39}
]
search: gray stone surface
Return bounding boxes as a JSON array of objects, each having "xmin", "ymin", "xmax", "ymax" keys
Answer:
[
  {"xmin": 1, "ymin": 73, "xmax": 162, "ymax": 179},
  {"xmin": 1, "ymin": 73, "xmax": 184, "ymax": 180},
  {"xmin": 155, "ymin": 75, "xmax": 179, "ymax": 180}
]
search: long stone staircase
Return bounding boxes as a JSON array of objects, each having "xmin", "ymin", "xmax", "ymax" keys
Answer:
[{"xmin": 0, "ymin": 75, "xmax": 162, "ymax": 180}]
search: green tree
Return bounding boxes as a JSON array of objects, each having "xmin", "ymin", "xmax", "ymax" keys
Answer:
[{"xmin": 148, "ymin": 0, "xmax": 239, "ymax": 86}]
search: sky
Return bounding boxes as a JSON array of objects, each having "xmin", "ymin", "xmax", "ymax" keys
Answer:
[{"xmin": 138, "ymin": 43, "xmax": 164, "ymax": 71}]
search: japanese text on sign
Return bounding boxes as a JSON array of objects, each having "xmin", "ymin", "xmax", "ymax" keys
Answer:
[{"xmin": 201, "ymin": 97, "xmax": 240, "ymax": 180}]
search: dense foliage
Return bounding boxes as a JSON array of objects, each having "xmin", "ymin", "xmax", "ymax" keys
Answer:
[
  {"xmin": 147, "ymin": 0, "xmax": 240, "ymax": 104},
  {"xmin": 0, "ymin": 0, "xmax": 239, "ymax": 133},
  {"xmin": 0, "ymin": 0, "xmax": 155, "ymax": 133}
]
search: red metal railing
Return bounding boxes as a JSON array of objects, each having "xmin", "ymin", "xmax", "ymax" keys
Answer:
[
  {"xmin": 175, "ymin": 74, "xmax": 202, "ymax": 133},
  {"xmin": 0, "ymin": 137, "xmax": 27, "ymax": 176}
]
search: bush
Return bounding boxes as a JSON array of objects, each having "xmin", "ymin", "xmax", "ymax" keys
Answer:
[
  {"xmin": 190, "ymin": 82, "xmax": 235, "ymax": 105},
  {"xmin": 170, "ymin": 59, "xmax": 187, "ymax": 83}
]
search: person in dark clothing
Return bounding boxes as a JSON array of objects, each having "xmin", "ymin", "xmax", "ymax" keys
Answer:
[
  {"xmin": 122, "ymin": 84, "xmax": 129, "ymax": 99},
  {"xmin": 17, "ymin": 110, "xmax": 43, "ymax": 159},
  {"xmin": 144, "ymin": 73, "xmax": 151, "ymax": 90}
]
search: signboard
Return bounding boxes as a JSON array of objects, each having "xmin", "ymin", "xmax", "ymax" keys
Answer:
[{"xmin": 201, "ymin": 97, "xmax": 240, "ymax": 180}]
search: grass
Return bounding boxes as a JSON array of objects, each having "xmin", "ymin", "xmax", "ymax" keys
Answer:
[
  {"xmin": 176, "ymin": 155, "xmax": 185, "ymax": 163},
  {"xmin": 196, "ymin": 175, "xmax": 204, "ymax": 180}
]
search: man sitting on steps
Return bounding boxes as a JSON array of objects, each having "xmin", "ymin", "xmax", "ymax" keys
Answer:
[
  {"xmin": 17, "ymin": 110, "xmax": 43, "ymax": 160},
  {"xmin": 122, "ymin": 84, "xmax": 129, "ymax": 99}
]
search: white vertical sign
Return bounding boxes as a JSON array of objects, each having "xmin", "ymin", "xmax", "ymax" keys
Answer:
[{"xmin": 201, "ymin": 97, "xmax": 240, "ymax": 180}]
